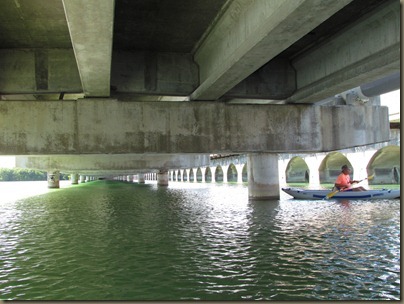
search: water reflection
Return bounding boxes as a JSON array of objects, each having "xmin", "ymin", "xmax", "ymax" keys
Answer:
[{"xmin": 0, "ymin": 181, "xmax": 400, "ymax": 300}]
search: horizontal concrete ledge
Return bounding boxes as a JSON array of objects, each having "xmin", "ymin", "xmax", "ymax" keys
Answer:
[
  {"xmin": 0, "ymin": 99, "xmax": 390, "ymax": 155},
  {"xmin": 15, "ymin": 154, "xmax": 211, "ymax": 173}
]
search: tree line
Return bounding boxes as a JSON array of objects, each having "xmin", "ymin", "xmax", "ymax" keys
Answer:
[{"xmin": 0, "ymin": 168, "xmax": 69, "ymax": 181}]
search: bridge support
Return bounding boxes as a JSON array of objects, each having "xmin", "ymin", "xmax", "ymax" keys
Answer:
[
  {"xmin": 47, "ymin": 171, "xmax": 60, "ymax": 189},
  {"xmin": 247, "ymin": 153, "xmax": 279, "ymax": 200},
  {"xmin": 138, "ymin": 173, "xmax": 145, "ymax": 183},
  {"xmin": 71, "ymin": 173, "xmax": 79, "ymax": 184},
  {"xmin": 157, "ymin": 170, "xmax": 169, "ymax": 186}
]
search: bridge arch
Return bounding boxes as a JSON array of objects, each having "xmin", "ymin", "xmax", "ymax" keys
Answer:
[
  {"xmin": 242, "ymin": 164, "xmax": 248, "ymax": 182},
  {"xmin": 215, "ymin": 165, "xmax": 223, "ymax": 183},
  {"xmin": 286, "ymin": 156, "xmax": 310, "ymax": 183},
  {"xmin": 319, "ymin": 152, "xmax": 354, "ymax": 184},
  {"xmin": 367, "ymin": 145, "xmax": 400, "ymax": 184},
  {"xmin": 205, "ymin": 167, "xmax": 212, "ymax": 183},
  {"xmin": 196, "ymin": 167, "xmax": 203, "ymax": 182},
  {"xmin": 189, "ymin": 168, "xmax": 194, "ymax": 182},
  {"xmin": 227, "ymin": 163, "xmax": 238, "ymax": 183}
]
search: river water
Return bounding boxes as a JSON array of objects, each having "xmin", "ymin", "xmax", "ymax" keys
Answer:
[{"xmin": 0, "ymin": 180, "xmax": 400, "ymax": 301}]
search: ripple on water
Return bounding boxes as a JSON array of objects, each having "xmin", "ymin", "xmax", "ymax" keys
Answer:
[{"xmin": 0, "ymin": 181, "xmax": 400, "ymax": 300}]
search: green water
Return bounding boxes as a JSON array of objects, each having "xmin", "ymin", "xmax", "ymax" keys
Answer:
[{"xmin": 0, "ymin": 181, "xmax": 400, "ymax": 300}]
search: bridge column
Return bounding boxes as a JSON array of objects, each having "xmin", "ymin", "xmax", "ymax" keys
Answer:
[
  {"xmin": 236, "ymin": 164, "xmax": 244, "ymax": 183},
  {"xmin": 192, "ymin": 168, "xmax": 197, "ymax": 182},
  {"xmin": 210, "ymin": 167, "xmax": 216, "ymax": 183},
  {"xmin": 138, "ymin": 173, "xmax": 145, "ymax": 183},
  {"xmin": 222, "ymin": 165, "xmax": 228, "ymax": 183},
  {"xmin": 305, "ymin": 155, "xmax": 326, "ymax": 188},
  {"xmin": 80, "ymin": 175, "xmax": 85, "ymax": 183},
  {"xmin": 157, "ymin": 170, "xmax": 169, "ymax": 186},
  {"xmin": 247, "ymin": 153, "xmax": 279, "ymax": 200},
  {"xmin": 47, "ymin": 171, "xmax": 60, "ymax": 189},
  {"xmin": 71, "ymin": 173, "xmax": 79, "ymax": 184},
  {"xmin": 127, "ymin": 175, "xmax": 133, "ymax": 182}
]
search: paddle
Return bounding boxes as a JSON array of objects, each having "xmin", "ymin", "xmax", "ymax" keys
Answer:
[{"xmin": 325, "ymin": 174, "xmax": 375, "ymax": 199}]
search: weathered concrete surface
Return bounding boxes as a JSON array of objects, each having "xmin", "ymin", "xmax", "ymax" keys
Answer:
[
  {"xmin": 248, "ymin": 153, "xmax": 280, "ymax": 200},
  {"xmin": 191, "ymin": 0, "xmax": 353, "ymax": 100},
  {"xmin": 0, "ymin": 99, "xmax": 389, "ymax": 155},
  {"xmin": 288, "ymin": 0, "xmax": 400, "ymax": 103},
  {"xmin": 111, "ymin": 51, "xmax": 198, "ymax": 96},
  {"xmin": 62, "ymin": 0, "xmax": 114, "ymax": 97},
  {"xmin": 0, "ymin": 49, "xmax": 81, "ymax": 94},
  {"xmin": 15, "ymin": 154, "xmax": 211, "ymax": 173},
  {"xmin": 0, "ymin": 1, "xmax": 398, "ymax": 105}
]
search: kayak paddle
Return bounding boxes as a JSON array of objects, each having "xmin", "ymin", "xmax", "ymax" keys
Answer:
[{"xmin": 326, "ymin": 174, "xmax": 375, "ymax": 199}]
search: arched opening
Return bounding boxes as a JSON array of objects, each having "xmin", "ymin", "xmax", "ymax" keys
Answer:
[
  {"xmin": 182, "ymin": 169, "xmax": 187, "ymax": 182},
  {"xmin": 177, "ymin": 169, "xmax": 181, "ymax": 181},
  {"xmin": 189, "ymin": 168, "xmax": 194, "ymax": 182},
  {"xmin": 319, "ymin": 152, "xmax": 353, "ymax": 185},
  {"xmin": 227, "ymin": 163, "xmax": 238, "ymax": 183},
  {"xmin": 196, "ymin": 168, "xmax": 203, "ymax": 182},
  {"xmin": 205, "ymin": 167, "xmax": 212, "ymax": 183},
  {"xmin": 285, "ymin": 156, "xmax": 310, "ymax": 185},
  {"xmin": 367, "ymin": 146, "xmax": 400, "ymax": 185},
  {"xmin": 215, "ymin": 166, "xmax": 223, "ymax": 183},
  {"xmin": 242, "ymin": 164, "xmax": 248, "ymax": 182}
]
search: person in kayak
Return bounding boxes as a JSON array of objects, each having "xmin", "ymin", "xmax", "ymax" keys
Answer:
[{"xmin": 334, "ymin": 165, "xmax": 366, "ymax": 191}]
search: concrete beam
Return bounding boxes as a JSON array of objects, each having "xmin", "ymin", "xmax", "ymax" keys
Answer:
[
  {"xmin": 288, "ymin": 0, "xmax": 399, "ymax": 103},
  {"xmin": 0, "ymin": 98, "xmax": 389, "ymax": 155},
  {"xmin": 0, "ymin": 49, "xmax": 81, "ymax": 94},
  {"xmin": 15, "ymin": 154, "xmax": 211, "ymax": 173},
  {"xmin": 111, "ymin": 51, "xmax": 198, "ymax": 96},
  {"xmin": 224, "ymin": 57, "xmax": 295, "ymax": 100},
  {"xmin": 191, "ymin": 0, "xmax": 352, "ymax": 100},
  {"xmin": 62, "ymin": 0, "xmax": 114, "ymax": 97}
]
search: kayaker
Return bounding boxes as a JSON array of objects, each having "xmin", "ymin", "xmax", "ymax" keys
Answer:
[{"xmin": 334, "ymin": 165, "xmax": 366, "ymax": 191}]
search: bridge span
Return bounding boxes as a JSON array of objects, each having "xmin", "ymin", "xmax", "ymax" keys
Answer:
[{"xmin": 131, "ymin": 135, "xmax": 400, "ymax": 190}]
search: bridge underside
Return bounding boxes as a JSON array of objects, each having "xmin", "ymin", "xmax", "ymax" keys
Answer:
[
  {"xmin": 0, "ymin": 0, "xmax": 399, "ymax": 197},
  {"xmin": 0, "ymin": 99, "xmax": 389, "ymax": 156}
]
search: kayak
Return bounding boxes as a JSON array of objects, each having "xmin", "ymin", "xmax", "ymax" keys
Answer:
[{"xmin": 282, "ymin": 187, "xmax": 400, "ymax": 200}]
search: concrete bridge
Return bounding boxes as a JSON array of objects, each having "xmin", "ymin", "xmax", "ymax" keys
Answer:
[
  {"xmin": 126, "ymin": 133, "xmax": 400, "ymax": 189},
  {"xmin": 1, "ymin": 0, "xmax": 400, "ymax": 199}
]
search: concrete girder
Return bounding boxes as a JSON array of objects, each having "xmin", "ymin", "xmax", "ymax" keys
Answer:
[
  {"xmin": 110, "ymin": 51, "xmax": 199, "ymax": 96},
  {"xmin": 191, "ymin": 0, "xmax": 353, "ymax": 101},
  {"xmin": 288, "ymin": 0, "xmax": 400, "ymax": 103},
  {"xmin": 0, "ymin": 49, "xmax": 82, "ymax": 94},
  {"xmin": 15, "ymin": 154, "xmax": 210, "ymax": 174},
  {"xmin": 62, "ymin": 0, "xmax": 114, "ymax": 97},
  {"xmin": 0, "ymin": 98, "xmax": 389, "ymax": 155}
]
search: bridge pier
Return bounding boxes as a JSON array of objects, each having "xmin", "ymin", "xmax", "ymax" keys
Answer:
[
  {"xmin": 47, "ymin": 171, "xmax": 60, "ymax": 188},
  {"xmin": 157, "ymin": 170, "xmax": 169, "ymax": 186},
  {"xmin": 138, "ymin": 173, "xmax": 145, "ymax": 183},
  {"xmin": 247, "ymin": 153, "xmax": 279, "ymax": 200},
  {"xmin": 71, "ymin": 173, "xmax": 79, "ymax": 184}
]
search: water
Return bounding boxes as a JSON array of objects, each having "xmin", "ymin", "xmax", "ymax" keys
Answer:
[{"xmin": 0, "ymin": 181, "xmax": 400, "ymax": 300}]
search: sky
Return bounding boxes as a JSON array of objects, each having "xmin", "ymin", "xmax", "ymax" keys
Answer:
[
  {"xmin": 380, "ymin": 89, "xmax": 400, "ymax": 121},
  {"xmin": 0, "ymin": 90, "xmax": 400, "ymax": 169}
]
